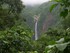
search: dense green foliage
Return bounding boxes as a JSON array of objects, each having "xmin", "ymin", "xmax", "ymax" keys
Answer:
[
  {"xmin": 0, "ymin": 25, "xmax": 33, "ymax": 53},
  {"xmin": 51, "ymin": 0, "xmax": 70, "ymax": 17},
  {"xmin": 0, "ymin": 0, "xmax": 24, "ymax": 30},
  {"xmin": 44, "ymin": 38, "xmax": 70, "ymax": 53},
  {"xmin": 0, "ymin": 0, "xmax": 70, "ymax": 53}
]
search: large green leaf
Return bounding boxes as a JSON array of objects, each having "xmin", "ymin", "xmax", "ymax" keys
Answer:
[
  {"xmin": 56, "ymin": 38, "xmax": 64, "ymax": 43},
  {"xmin": 55, "ymin": 42, "xmax": 70, "ymax": 51},
  {"xmin": 50, "ymin": 3, "xmax": 58, "ymax": 12},
  {"xmin": 60, "ymin": 9, "xmax": 68, "ymax": 18}
]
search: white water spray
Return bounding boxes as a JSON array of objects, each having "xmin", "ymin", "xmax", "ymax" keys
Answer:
[{"xmin": 34, "ymin": 14, "xmax": 40, "ymax": 40}]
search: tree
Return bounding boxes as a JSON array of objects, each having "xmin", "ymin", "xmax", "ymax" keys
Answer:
[
  {"xmin": 0, "ymin": 0, "xmax": 24, "ymax": 13},
  {"xmin": 50, "ymin": 0, "xmax": 70, "ymax": 29},
  {"xmin": 51, "ymin": 0, "xmax": 70, "ymax": 18},
  {"xmin": 0, "ymin": 0, "xmax": 25, "ymax": 30}
]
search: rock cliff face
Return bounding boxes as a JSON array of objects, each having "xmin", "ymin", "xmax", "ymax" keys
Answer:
[{"xmin": 21, "ymin": 1, "xmax": 60, "ymax": 36}]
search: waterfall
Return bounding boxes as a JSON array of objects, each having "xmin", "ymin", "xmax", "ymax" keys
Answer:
[
  {"xmin": 35, "ymin": 22, "xmax": 38, "ymax": 40},
  {"xmin": 34, "ymin": 14, "xmax": 40, "ymax": 40}
]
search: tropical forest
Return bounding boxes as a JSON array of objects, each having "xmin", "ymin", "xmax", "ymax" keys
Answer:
[{"xmin": 0, "ymin": 0, "xmax": 70, "ymax": 53}]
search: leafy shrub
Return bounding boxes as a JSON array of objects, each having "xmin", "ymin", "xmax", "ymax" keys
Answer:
[
  {"xmin": 44, "ymin": 38, "xmax": 70, "ymax": 53},
  {"xmin": 35, "ymin": 28, "xmax": 70, "ymax": 53},
  {"xmin": 0, "ymin": 25, "xmax": 33, "ymax": 53}
]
